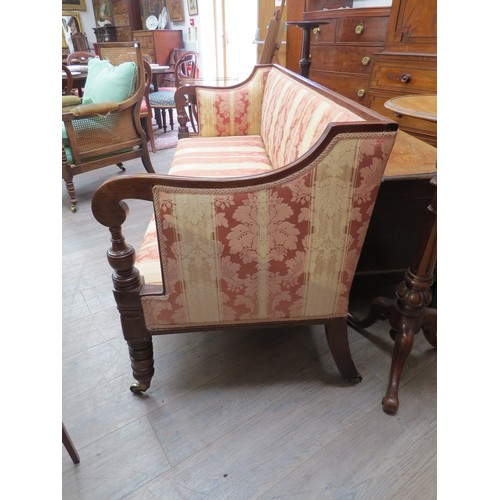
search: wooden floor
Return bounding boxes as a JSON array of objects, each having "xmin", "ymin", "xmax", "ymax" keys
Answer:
[{"xmin": 62, "ymin": 148, "xmax": 437, "ymax": 499}]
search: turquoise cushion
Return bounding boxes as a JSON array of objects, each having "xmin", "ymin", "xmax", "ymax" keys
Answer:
[{"xmin": 82, "ymin": 58, "xmax": 137, "ymax": 105}]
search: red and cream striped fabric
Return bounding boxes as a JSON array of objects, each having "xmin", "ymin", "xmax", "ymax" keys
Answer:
[
  {"xmin": 137, "ymin": 132, "xmax": 397, "ymax": 330},
  {"xmin": 261, "ymin": 69, "xmax": 363, "ymax": 169},
  {"xmin": 196, "ymin": 67, "xmax": 271, "ymax": 137},
  {"xmin": 168, "ymin": 135, "xmax": 273, "ymax": 177}
]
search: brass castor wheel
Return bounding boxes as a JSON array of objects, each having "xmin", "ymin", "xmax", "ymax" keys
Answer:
[
  {"xmin": 70, "ymin": 204, "xmax": 78, "ymax": 213},
  {"xmin": 130, "ymin": 383, "xmax": 149, "ymax": 394}
]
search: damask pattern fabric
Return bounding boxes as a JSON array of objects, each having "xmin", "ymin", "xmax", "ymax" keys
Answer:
[
  {"xmin": 196, "ymin": 67, "xmax": 271, "ymax": 137},
  {"xmin": 139, "ymin": 132, "xmax": 396, "ymax": 331},
  {"xmin": 261, "ymin": 69, "xmax": 363, "ymax": 169},
  {"xmin": 169, "ymin": 136, "xmax": 273, "ymax": 177}
]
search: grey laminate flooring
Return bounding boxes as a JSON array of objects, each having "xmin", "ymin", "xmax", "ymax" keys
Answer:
[{"xmin": 62, "ymin": 146, "xmax": 436, "ymax": 499}]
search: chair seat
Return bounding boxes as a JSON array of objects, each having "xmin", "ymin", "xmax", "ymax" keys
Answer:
[{"xmin": 149, "ymin": 90, "xmax": 175, "ymax": 107}]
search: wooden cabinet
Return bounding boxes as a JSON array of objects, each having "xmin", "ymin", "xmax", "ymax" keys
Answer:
[
  {"xmin": 368, "ymin": 0, "xmax": 437, "ymax": 145},
  {"xmin": 303, "ymin": 6, "xmax": 390, "ymax": 106},
  {"xmin": 131, "ymin": 30, "xmax": 183, "ymax": 65}
]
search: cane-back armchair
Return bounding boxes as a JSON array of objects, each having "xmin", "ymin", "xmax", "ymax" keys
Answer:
[{"xmin": 62, "ymin": 42, "xmax": 155, "ymax": 212}]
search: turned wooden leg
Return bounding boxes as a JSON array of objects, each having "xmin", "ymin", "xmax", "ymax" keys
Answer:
[
  {"xmin": 127, "ymin": 339, "xmax": 154, "ymax": 394},
  {"xmin": 325, "ymin": 318, "xmax": 362, "ymax": 383},
  {"xmin": 62, "ymin": 423, "xmax": 80, "ymax": 464},
  {"xmin": 168, "ymin": 108, "xmax": 174, "ymax": 130},
  {"xmin": 62, "ymin": 147, "xmax": 78, "ymax": 212}
]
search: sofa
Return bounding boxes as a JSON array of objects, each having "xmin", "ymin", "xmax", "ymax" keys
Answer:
[{"xmin": 92, "ymin": 64, "xmax": 398, "ymax": 394}]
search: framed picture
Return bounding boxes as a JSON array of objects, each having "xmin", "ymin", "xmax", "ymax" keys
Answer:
[
  {"xmin": 188, "ymin": 0, "xmax": 198, "ymax": 16},
  {"xmin": 167, "ymin": 0, "xmax": 184, "ymax": 22},
  {"xmin": 92, "ymin": 0, "xmax": 114, "ymax": 27},
  {"xmin": 62, "ymin": 0, "xmax": 86, "ymax": 11},
  {"xmin": 62, "ymin": 12, "xmax": 83, "ymax": 53}
]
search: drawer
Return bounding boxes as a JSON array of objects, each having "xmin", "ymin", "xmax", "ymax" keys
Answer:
[
  {"xmin": 370, "ymin": 59, "xmax": 437, "ymax": 92},
  {"xmin": 309, "ymin": 70, "xmax": 371, "ymax": 105},
  {"xmin": 310, "ymin": 21, "xmax": 336, "ymax": 45},
  {"xmin": 336, "ymin": 16, "xmax": 389, "ymax": 44},
  {"xmin": 311, "ymin": 45, "xmax": 384, "ymax": 74},
  {"xmin": 369, "ymin": 93, "xmax": 437, "ymax": 146}
]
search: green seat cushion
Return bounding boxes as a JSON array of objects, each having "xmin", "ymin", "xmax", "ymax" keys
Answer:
[
  {"xmin": 82, "ymin": 58, "xmax": 136, "ymax": 105},
  {"xmin": 62, "ymin": 95, "xmax": 81, "ymax": 107},
  {"xmin": 149, "ymin": 90, "xmax": 175, "ymax": 107}
]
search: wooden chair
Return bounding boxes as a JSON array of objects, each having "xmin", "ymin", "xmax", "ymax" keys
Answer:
[
  {"xmin": 66, "ymin": 51, "xmax": 95, "ymax": 65},
  {"xmin": 71, "ymin": 32, "xmax": 91, "ymax": 52},
  {"xmin": 66, "ymin": 51, "xmax": 96, "ymax": 97},
  {"xmin": 62, "ymin": 42, "xmax": 155, "ymax": 212},
  {"xmin": 147, "ymin": 51, "xmax": 197, "ymax": 133},
  {"xmin": 62, "ymin": 64, "xmax": 73, "ymax": 95},
  {"xmin": 140, "ymin": 60, "xmax": 156, "ymax": 152}
]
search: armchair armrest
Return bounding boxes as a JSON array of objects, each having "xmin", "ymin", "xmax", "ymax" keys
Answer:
[{"xmin": 70, "ymin": 101, "xmax": 121, "ymax": 117}]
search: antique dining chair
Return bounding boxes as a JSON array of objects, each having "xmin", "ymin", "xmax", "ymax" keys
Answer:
[
  {"xmin": 62, "ymin": 41, "xmax": 155, "ymax": 212},
  {"xmin": 140, "ymin": 59, "xmax": 156, "ymax": 152},
  {"xmin": 66, "ymin": 51, "xmax": 96, "ymax": 97},
  {"xmin": 147, "ymin": 51, "xmax": 197, "ymax": 133},
  {"xmin": 62, "ymin": 64, "xmax": 73, "ymax": 96},
  {"xmin": 66, "ymin": 51, "xmax": 95, "ymax": 65}
]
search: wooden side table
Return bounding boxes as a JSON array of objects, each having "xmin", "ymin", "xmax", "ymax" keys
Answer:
[{"xmin": 349, "ymin": 95, "xmax": 437, "ymax": 415}]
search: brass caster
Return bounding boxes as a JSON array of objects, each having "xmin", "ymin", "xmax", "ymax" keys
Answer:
[
  {"xmin": 130, "ymin": 382, "xmax": 149, "ymax": 394},
  {"xmin": 70, "ymin": 204, "xmax": 77, "ymax": 213},
  {"xmin": 349, "ymin": 373, "xmax": 363, "ymax": 384}
]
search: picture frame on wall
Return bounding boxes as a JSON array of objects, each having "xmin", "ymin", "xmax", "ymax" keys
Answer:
[
  {"xmin": 188, "ymin": 0, "xmax": 198, "ymax": 16},
  {"xmin": 167, "ymin": 0, "xmax": 184, "ymax": 22},
  {"xmin": 62, "ymin": 12, "xmax": 83, "ymax": 53},
  {"xmin": 62, "ymin": 0, "xmax": 86, "ymax": 11}
]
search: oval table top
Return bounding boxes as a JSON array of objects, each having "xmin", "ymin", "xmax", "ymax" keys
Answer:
[{"xmin": 384, "ymin": 95, "xmax": 437, "ymax": 123}]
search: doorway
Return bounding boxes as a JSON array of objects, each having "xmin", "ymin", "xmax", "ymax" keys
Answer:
[{"xmin": 212, "ymin": 0, "xmax": 259, "ymax": 80}]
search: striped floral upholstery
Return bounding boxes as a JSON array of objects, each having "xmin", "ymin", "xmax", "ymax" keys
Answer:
[
  {"xmin": 196, "ymin": 67, "xmax": 271, "ymax": 137},
  {"xmin": 137, "ymin": 132, "xmax": 396, "ymax": 330},
  {"xmin": 260, "ymin": 68, "xmax": 363, "ymax": 169},
  {"xmin": 169, "ymin": 135, "xmax": 273, "ymax": 177}
]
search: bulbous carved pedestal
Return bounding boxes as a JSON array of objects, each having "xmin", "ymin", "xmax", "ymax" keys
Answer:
[{"xmin": 349, "ymin": 177, "xmax": 437, "ymax": 415}]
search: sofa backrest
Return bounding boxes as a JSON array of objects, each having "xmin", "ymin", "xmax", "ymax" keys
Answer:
[
  {"xmin": 261, "ymin": 68, "xmax": 363, "ymax": 169},
  {"xmin": 196, "ymin": 66, "xmax": 271, "ymax": 137}
]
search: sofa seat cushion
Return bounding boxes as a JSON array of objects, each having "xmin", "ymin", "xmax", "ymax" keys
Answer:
[{"xmin": 169, "ymin": 135, "xmax": 274, "ymax": 177}]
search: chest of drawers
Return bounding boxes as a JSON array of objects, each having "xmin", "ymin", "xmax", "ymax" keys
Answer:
[
  {"xmin": 132, "ymin": 30, "xmax": 183, "ymax": 65},
  {"xmin": 368, "ymin": 0, "xmax": 437, "ymax": 146},
  {"xmin": 303, "ymin": 7, "xmax": 390, "ymax": 106}
]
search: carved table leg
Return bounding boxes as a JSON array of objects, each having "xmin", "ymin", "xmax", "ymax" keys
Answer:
[{"xmin": 349, "ymin": 177, "xmax": 437, "ymax": 415}]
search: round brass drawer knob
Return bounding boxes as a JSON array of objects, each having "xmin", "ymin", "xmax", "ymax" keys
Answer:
[
  {"xmin": 355, "ymin": 25, "xmax": 364, "ymax": 35},
  {"xmin": 312, "ymin": 27, "xmax": 321, "ymax": 35},
  {"xmin": 400, "ymin": 73, "xmax": 412, "ymax": 83},
  {"xmin": 361, "ymin": 56, "xmax": 371, "ymax": 66},
  {"xmin": 357, "ymin": 88, "xmax": 366, "ymax": 97}
]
